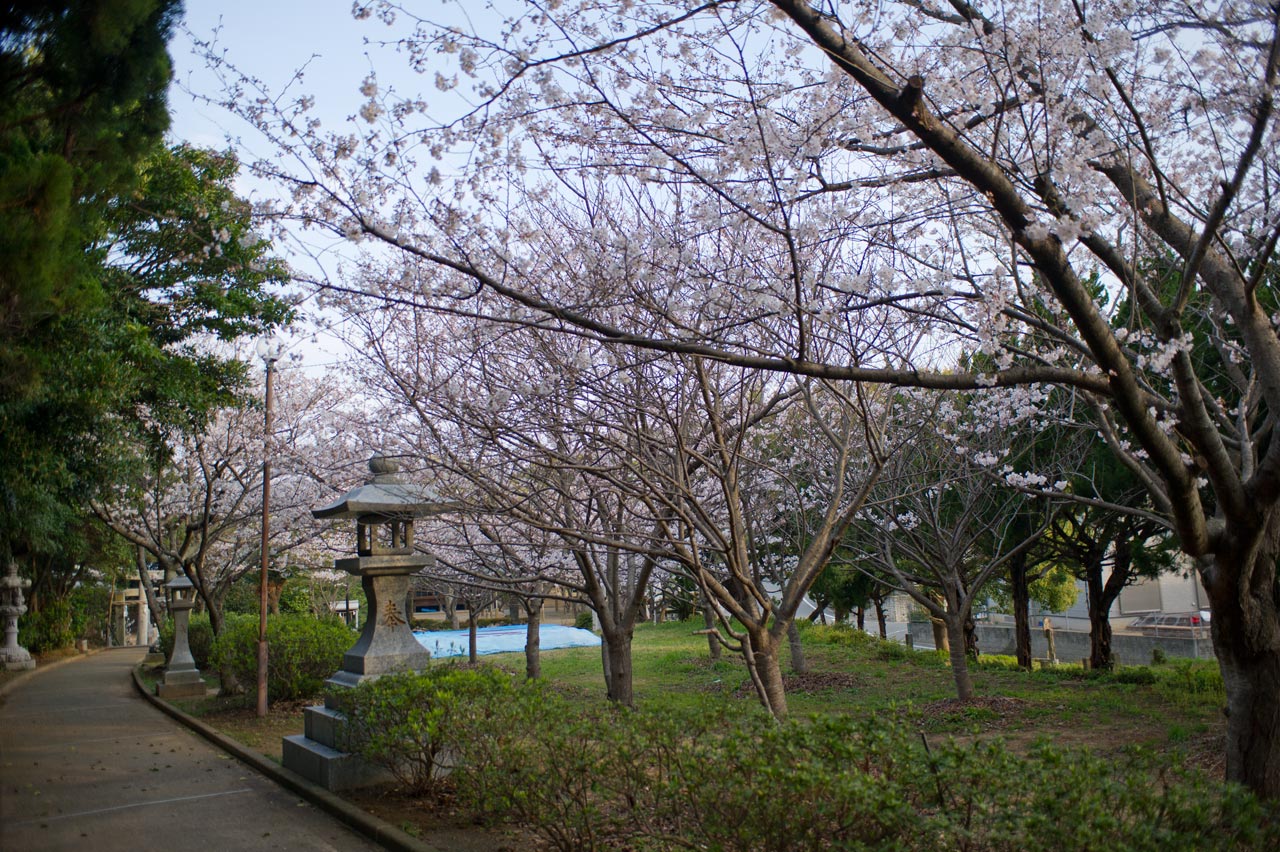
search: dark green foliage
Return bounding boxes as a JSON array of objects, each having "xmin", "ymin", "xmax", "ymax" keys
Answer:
[
  {"xmin": 357, "ymin": 681, "xmax": 1274, "ymax": 852},
  {"xmin": 340, "ymin": 665, "xmax": 515, "ymax": 794},
  {"xmin": 17, "ymin": 598, "xmax": 77, "ymax": 652},
  {"xmin": 210, "ymin": 615, "xmax": 352, "ymax": 701},
  {"xmin": 574, "ymin": 611, "xmax": 594, "ymax": 630},
  {"xmin": 0, "ymin": 0, "xmax": 180, "ymax": 350}
]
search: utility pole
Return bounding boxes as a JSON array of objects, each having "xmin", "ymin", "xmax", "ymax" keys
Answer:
[{"xmin": 255, "ymin": 337, "xmax": 282, "ymax": 718}]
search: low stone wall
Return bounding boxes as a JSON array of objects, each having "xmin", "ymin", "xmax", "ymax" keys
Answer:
[{"xmin": 906, "ymin": 622, "xmax": 1213, "ymax": 664}]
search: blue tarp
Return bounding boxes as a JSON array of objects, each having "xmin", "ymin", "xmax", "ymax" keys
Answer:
[{"xmin": 414, "ymin": 623, "xmax": 601, "ymax": 658}]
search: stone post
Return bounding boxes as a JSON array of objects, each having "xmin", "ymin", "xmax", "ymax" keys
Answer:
[
  {"xmin": 136, "ymin": 596, "xmax": 149, "ymax": 646},
  {"xmin": 0, "ymin": 562, "xmax": 35, "ymax": 671},
  {"xmin": 158, "ymin": 576, "xmax": 205, "ymax": 699}
]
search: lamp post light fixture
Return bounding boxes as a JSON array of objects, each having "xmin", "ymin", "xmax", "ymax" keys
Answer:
[
  {"xmin": 255, "ymin": 336, "xmax": 283, "ymax": 718},
  {"xmin": 157, "ymin": 574, "xmax": 204, "ymax": 698}
]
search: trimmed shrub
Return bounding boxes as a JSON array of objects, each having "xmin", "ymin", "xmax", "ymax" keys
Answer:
[
  {"xmin": 342, "ymin": 665, "xmax": 515, "ymax": 794},
  {"xmin": 210, "ymin": 615, "xmax": 352, "ymax": 701},
  {"xmin": 434, "ymin": 686, "xmax": 1279, "ymax": 852},
  {"xmin": 574, "ymin": 611, "xmax": 594, "ymax": 630}
]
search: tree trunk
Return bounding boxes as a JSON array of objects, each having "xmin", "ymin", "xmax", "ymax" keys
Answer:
[
  {"xmin": 964, "ymin": 613, "xmax": 980, "ymax": 660},
  {"xmin": 1204, "ymin": 545, "xmax": 1280, "ymax": 799},
  {"xmin": 1010, "ymin": 552, "xmax": 1032, "ymax": 669},
  {"xmin": 745, "ymin": 630, "xmax": 788, "ymax": 720},
  {"xmin": 875, "ymin": 600, "xmax": 888, "ymax": 639},
  {"xmin": 468, "ymin": 608, "xmax": 478, "ymax": 665},
  {"xmin": 601, "ymin": 627, "xmax": 635, "ymax": 706},
  {"xmin": 135, "ymin": 547, "xmax": 163, "ymax": 636},
  {"xmin": 931, "ymin": 617, "xmax": 949, "ymax": 653},
  {"xmin": 524, "ymin": 597, "xmax": 542, "ymax": 680},
  {"xmin": 702, "ymin": 602, "xmax": 721, "ymax": 660},
  {"xmin": 855, "ymin": 606, "xmax": 865, "ymax": 631},
  {"xmin": 1086, "ymin": 560, "xmax": 1114, "ymax": 671},
  {"xmin": 944, "ymin": 616, "xmax": 975, "ymax": 700},
  {"xmin": 1087, "ymin": 537, "xmax": 1129, "ymax": 671},
  {"xmin": 787, "ymin": 620, "xmax": 808, "ymax": 674},
  {"xmin": 205, "ymin": 600, "xmax": 241, "ymax": 696}
]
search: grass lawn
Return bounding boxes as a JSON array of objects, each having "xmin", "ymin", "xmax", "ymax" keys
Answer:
[
  {"xmin": 171, "ymin": 619, "xmax": 1226, "ymax": 769},
  {"xmin": 474, "ymin": 620, "xmax": 1225, "ymax": 767}
]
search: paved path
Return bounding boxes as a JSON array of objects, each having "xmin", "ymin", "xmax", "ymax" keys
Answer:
[{"xmin": 0, "ymin": 648, "xmax": 383, "ymax": 852}]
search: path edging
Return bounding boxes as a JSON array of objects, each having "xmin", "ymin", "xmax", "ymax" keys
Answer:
[{"xmin": 131, "ymin": 667, "xmax": 440, "ymax": 852}]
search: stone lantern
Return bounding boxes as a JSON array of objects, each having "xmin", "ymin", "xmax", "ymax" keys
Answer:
[
  {"xmin": 157, "ymin": 574, "xmax": 205, "ymax": 699},
  {"xmin": 283, "ymin": 455, "xmax": 439, "ymax": 790},
  {"xmin": 0, "ymin": 561, "xmax": 35, "ymax": 671}
]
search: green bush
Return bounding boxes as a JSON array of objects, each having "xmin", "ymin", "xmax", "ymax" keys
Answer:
[
  {"xmin": 1110, "ymin": 665, "xmax": 1159, "ymax": 686},
  {"xmin": 432, "ymin": 685, "xmax": 1279, "ymax": 852},
  {"xmin": 18, "ymin": 599, "xmax": 78, "ymax": 653},
  {"xmin": 574, "ymin": 611, "xmax": 594, "ymax": 630},
  {"xmin": 1154, "ymin": 659, "xmax": 1225, "ymax": 704},
  {"xmin": 210, "ymin": 615, "xmax": 352, "ymax": 701},
  {"xmin": 342, "ymin": 665, "xmax": 514, "ymax": 794}
]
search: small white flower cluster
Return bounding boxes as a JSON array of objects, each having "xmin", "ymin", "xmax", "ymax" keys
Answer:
[{"xmin": 1002, "ymin": 469, "xmax": 1047, "ymax": 488}]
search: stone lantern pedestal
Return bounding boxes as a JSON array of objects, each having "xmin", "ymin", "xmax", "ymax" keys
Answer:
[
  {"xmin": 282, "ymin": 457, "xmax": 437, "ymax": 790},
  {"xmin": 157, "ymin": 575, "xmax": 206, "ymax": 699},
  {"xmin": 0, "ymin": 562, "xmax": 35, "ymax": 671}
]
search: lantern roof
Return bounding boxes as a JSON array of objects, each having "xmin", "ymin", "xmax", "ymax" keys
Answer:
[
  {"xmin": 312, "ymin": 456, "xmax": 440, "ymax": 521},
  {"xmin": 165, "ymin": 574, "xmax": 194, "ymax": 592}
]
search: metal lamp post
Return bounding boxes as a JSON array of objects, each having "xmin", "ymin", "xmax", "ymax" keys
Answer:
[{"xmin": 255, "ymin": 336, "xmax": 283, "ymax": 718}]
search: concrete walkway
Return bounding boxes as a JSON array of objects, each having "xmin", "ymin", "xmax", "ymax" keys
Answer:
[{"xmin": 0, "ymin": 648, "xmax": 384, "ymax": 852}]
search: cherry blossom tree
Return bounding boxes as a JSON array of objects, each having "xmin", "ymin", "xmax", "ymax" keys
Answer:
[
  {"xmin": 855, "ymin": 390, "xmax": 1060, "ymax": 699},
  {"xmin": 92, "ymin": 366, "xmax": 352, "ymax": 638},
  {"xmin": 198, "ymin": 0, "xmax": 1280, "ymax": 794}
]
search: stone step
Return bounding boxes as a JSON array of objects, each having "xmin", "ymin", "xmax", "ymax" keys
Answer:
[{"xmin": 281, "ymin": 734, "xmax": 389, "ymax": 791}]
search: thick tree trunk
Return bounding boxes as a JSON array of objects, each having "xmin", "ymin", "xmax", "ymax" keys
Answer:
[
  {"xmin": 855, "ymin": 606, "xmax": 865, "ymax": 631},
  {"xmin": 1205, "ymin": 546, "xmax": 1280, "ymax": 799},
  {"xmin": 875, "ymin": 600, "xmax": 888, "ymax": 639},
  {"xmin": 787, "ymin": 620, "xmax": 808, "ymax": 673},
  {"xmin": 1087, "ymin": 537, "xmax": 1129, "ymax": 671},
  {"xmin": 524, "ymin": 598, "xmax": 542, "ymax": 680},
  {"xmin": 931, "ymin": 617, "xmax": 949, "ymax": 653},
  {"xmin": 944, "ymin": 616, "xmax": 975, "ymax": 700},
  {"xmin": 601, "ymin": 628, "xmax": 635, "ymax": 706},
  {"xmin": 1010, "ymin": 553, "xmax": 1032, "ymax": 669},
  {"xmin": 1086, "ymin": 561, "xmax": 1115, "ymax": 671},
  {"xmin": 702, "ymin": 602, "xmax": 721, "ymax": 660},
  {"xmin": 746, "ymin": 631, "xmax": 788, "ymax": 720},
  {"xmin": 963, "ymin": 614, "xmax": 980, "ymax": 660}
]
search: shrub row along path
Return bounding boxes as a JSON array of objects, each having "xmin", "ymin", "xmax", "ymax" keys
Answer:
[{"xmin": 0, "ymin": 647, "xmax": 382, "ymax": 852}]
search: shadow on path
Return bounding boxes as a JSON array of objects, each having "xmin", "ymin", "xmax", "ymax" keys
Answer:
[{"xmin": 0, "ymin": 648, "xmax": 382, "ymax": 852}]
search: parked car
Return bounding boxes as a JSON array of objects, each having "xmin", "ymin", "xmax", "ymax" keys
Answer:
[{"xmin": 1139, "ymin": 612, "xmax": 1210, "ymax": 636}]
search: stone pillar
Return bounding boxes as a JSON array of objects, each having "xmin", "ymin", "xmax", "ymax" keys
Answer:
[
  {"xmin": 136, "ymin": 596, "xmax": 149, "ymax": 646},
  {"xmin": 0, "ymin": 562, "xmax": 35, "ymax": 671},
  {"xmin": 158, "ymin": 582, "xmax": 205, "ymax": 699}
]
